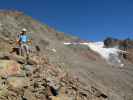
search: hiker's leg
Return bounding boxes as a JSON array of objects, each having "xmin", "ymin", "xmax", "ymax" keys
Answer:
[
  {"xmin": 23, "ymin": 44, "xmax": 29, "ymax": 57},
  {"xmin": 25, "ymin": 44, "xmax": 30, "ymax": 60},
  {"xmin": 25, "ymin": 44, "xmax": 29, "ymax": 55},
  {"xmin": 21, "ymin": 44, "xmax": 25, "ymax": 56}
]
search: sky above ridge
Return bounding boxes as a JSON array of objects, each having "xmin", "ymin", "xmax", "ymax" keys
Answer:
[{"xmin": 0, "ymin": 0, "xmax": 133, "ymax": 41}]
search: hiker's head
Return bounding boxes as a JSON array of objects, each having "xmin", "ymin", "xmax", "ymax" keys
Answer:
[
  {"xmin": 21, "ymin": 28, "xmax": 27, "ymax": 34},
  {"xmin": 19, "ymin": 31, "xmax": 23, "ymax": 35}
]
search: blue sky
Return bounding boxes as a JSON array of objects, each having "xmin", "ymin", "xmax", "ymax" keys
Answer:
[{"xmin": 0, "ymin": 0, "xmax": 133, "ymax": 41}]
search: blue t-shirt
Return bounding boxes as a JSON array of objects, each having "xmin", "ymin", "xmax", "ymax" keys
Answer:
[{"xmin": 19, "ymin": 35, "xmax": 29, "ymax": 43}]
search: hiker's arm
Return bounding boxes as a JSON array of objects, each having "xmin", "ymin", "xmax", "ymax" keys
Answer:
[{"xmin": 28, "ymin": 36, "xmax": 32, "ymax": 44}]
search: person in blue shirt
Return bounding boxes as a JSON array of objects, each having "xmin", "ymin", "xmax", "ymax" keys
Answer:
[{"xmin": 17, "ymin": 28, "xmax": 31, "ymax": 56}]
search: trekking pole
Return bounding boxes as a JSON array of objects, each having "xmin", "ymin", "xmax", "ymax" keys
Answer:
[{"xmin": 29, "ymin": 32, "xmax": 32, "ymax": 56}]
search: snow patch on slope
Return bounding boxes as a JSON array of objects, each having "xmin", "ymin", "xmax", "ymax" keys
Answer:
[{"xmin": 64, "ymin": 42, "xmax": 125, "ymax": 67}]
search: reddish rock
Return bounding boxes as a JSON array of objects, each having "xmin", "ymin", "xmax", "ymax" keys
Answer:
[{"xmin": 0, "ymin": 60, "xmax": 21, "ymax": 77}]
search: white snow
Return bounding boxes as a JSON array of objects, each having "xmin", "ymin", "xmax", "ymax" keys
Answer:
[
  {"xmin": 64, "ymin": 42, "xmax": 72, "ymax": 45},
  {"xmin": 64, "ymin": 42, "xmax": 127, "ymax": 67}
]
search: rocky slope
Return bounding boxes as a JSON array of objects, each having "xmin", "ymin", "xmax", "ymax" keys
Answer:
[{"xmin": 0, "ymin": 10, "xmax": 133, "ymax": 100}]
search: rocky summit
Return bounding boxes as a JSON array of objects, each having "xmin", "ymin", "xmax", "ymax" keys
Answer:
[{"xmin": 0, "ymin": 10, "xmax": 133, "ymax": 100}]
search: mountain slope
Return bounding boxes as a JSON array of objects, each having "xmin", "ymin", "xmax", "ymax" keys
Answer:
[{"xmin": 0, "ymin": 10, "xmax": 133, "ymax": 100}]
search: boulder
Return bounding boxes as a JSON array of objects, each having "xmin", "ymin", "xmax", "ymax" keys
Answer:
[
  {"xmin": 50, "ymin": 87, "xmax": 73, "ymax": 100},
  {"xmin": 0, "ymin": 60, "xmax": 21, "ymax": 77},
  {"xmin": 7, "ymin": 77, "xmax": 29, "ymax": 88},
  {"xmin": 50, "ymin": 94, "xmax": 73, "ymax": 100},
  {"xmin": 0, "ymin": 87, "xmax": 8, "ymax": 97},
  {"xmin": 23, "ymin": 65, "xmax": 33, "ymax": 71},
  {"xmin": 0, "ymin": 52, "xmax": 37, "ymax": 65},
  {"xmin": 23, "ymin": 90, "xmax": 37, "ymax": 100}
]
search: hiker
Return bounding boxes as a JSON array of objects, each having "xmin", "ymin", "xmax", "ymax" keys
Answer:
[{"xmin": 17, "ymin": 28, "xmax": 31, "ymax": 57}]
